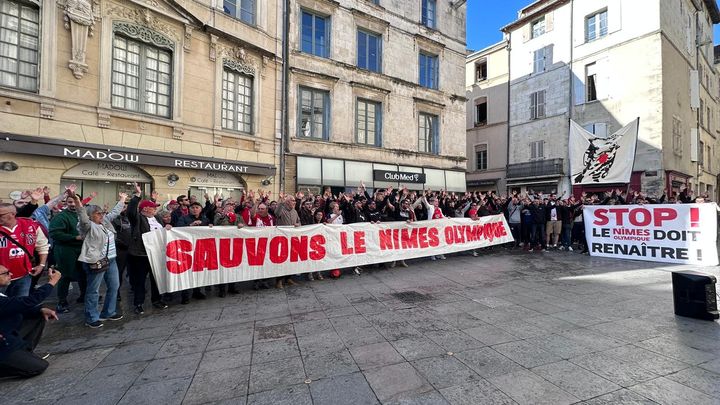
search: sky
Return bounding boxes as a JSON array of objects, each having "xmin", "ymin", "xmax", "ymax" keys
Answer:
[{"xmin": 466, "ymin": 0, "xmax": 720, "ymax": 52}]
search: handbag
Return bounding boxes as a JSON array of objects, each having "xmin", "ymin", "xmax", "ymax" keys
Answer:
[{"xmin": 88, "ymin": 230, "xmax": 110, "ymax": 273}]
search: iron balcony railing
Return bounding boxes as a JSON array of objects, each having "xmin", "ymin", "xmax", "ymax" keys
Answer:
[{"xmin": 506, "ymin": 158, "xmax": 564, "ymax": 179}]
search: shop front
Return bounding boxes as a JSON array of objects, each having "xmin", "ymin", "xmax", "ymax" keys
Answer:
[
  {"xmin": 0, "ymin": 134, "xmax": 275, "ymax": 207},
  {"xmin": 294, "ymin": 156, "xmax": 466, "ymax": 194}
]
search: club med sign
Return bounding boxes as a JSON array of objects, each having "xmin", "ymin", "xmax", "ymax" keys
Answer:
[{"xmin": 373, "ymin": 170, "xmax": 426, "ymax": 184}]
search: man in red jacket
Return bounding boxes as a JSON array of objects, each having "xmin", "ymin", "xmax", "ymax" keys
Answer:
[{"xmin": 0, "ymin": 203, "xmax": 49, "ymax": 297}]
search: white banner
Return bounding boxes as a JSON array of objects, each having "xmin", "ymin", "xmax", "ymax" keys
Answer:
[
  {"xmin": 570, "ymin": 118, "xmax": 639, "ymax": 185},
  {"xmin": 584, "ymin": 204, "xmax": 718, "ymax": 265},
  {"xmin": 143, "ymin": 216, "xmax": 514, "ymax": 293}
]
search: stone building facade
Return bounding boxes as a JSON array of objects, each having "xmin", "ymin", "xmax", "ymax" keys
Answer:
[
  {"xmin": 284, "ymin": 0, "xmax": 468, "ymax": 193},
  {"xmin": 0, "ymin": 0, "xmax": 280, "ymax": 207},
  {"xmin": 465, "ymin": 41, "xmax": 508, "ymax": 193},
  {"xmin": 502, "ymin": 0, "xmax": 720, "ymax": 199}
]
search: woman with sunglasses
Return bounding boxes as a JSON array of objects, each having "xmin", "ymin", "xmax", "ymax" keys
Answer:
[{"xmin": 73, "ymin": 192, "xmax": 128, "ymax": 328}]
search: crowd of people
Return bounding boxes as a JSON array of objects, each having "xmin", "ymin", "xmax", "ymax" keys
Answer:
[{"xmin": 0, "ymin": 181, "xmax": 714, "ymax": 378}]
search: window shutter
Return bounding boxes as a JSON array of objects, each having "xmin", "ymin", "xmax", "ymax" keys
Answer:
[
  {"xmin": 690, "ymin": 128, "xmax": 698, "ymax": 162},
  {"xmin": 537, "ymin": 90, "xmax": 546, "ymax": 117},
  {"xmin": 545, "ymin": 45, "xmax": 553, "ymax": 68},
  {"xmin": 530, "ymin": 93, "xmax": 537, "ymax": 119},
  {"xmin": 546, "ymin": 11, "xmax": 554, "ymax": 32},
  {"xmin": 538, "ymin": 141, "xmax": 544, "ymax": 158},
  {"xmin": 522, "ymin": 24, "xmax": 530, "ymax": 42},
  {"xmin": 530, "ymin": 142, "xmax": 536, "ymax": 159},
  {"xmin": 690, "ymin": 70, "xmax": 700, "ymax": 109}
]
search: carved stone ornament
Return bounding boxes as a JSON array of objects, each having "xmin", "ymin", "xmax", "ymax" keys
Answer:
[
  {"xmin": 220, "ymin": 46, "xmax": 256, "ymax": 76},
  {"xmin": 114, "ymin": 22, "xmax": 175, "ymax": 51},
  {"xmin": 63, "ymin": 0, "xmax": 97, "ymax": 79},
  {"xmin": 209, "ymin": 34, "xmax": 218, "ymax": 62},
  {"xmin": 105, "ymin": 3, "xmax": 180, "ymax": 42},
  {"xmin": 183, "ymin": 24, "xmax": 193, "ymax": 52}
]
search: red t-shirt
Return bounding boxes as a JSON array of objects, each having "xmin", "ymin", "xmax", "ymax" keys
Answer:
[
  {"xmin": 252, "ymin": 214, "xmax": 275, "ymax": 227},
  {"xmin": 0, "ymin": 218, "xmax": 39, "ymax": 280}
]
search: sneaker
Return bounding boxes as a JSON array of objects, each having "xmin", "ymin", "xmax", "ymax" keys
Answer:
[
  {"xmin": 430, "ymin": 256, "xmax": 437, "ymax": 261},
  {"xmin": 40, "ymin": 352, "xmax": 50, "ymax": 360},
  {"xmin": 438, "ymin": 254, "xmax": 446, "ymax": 260},
  {"xmin": 567, "ymin": 246, "xmax": 574, "ymax": 252},
  {"xmin": 353, "ymin": 267, "xmax": 362, "ymax": 275},
  {"xmin": 56, "ymin": 302, "xmax": 70, "ymax": 313},
  {"xmin": 316, "ymin": 273, "xmax": 324, "ymax": 280},
  {"xmin": 275, "ymin": 280, "xmax": 284, "ymax": 289},
  {"xmin": 134, "ymin": 305, "xmax": 144, "ymax": 315},
  {"xmin": 306, "ymin": 273, "xmax": 315, "ymax": 281},
  {"xmin": 286, "ymin": 278, "xmax": 297, "ymax": 286},
  {"xmin": 472, "ymin": 251, "xmax": 479, "ymax": 257},
  {"xmin": 85, "ymin": 320, "xmax": 104, "ymax": 329},
  {"xmin": 152, "ymin": 301, "xmax": 169, "ymax": 309},
  {"xmin": 399, "ymin": 260, "xmax": 408, "ymax": 268},
  {"xmin": 100, "ymin": 313, "xmax": 123, "ymax": 321}
]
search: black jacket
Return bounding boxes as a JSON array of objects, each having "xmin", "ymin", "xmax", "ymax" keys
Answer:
[
  {"xmin": 127, "ymin": 195, "xmax": 164, "ymax": 257},
  {"xmin": 176, "ymin": 214, "xmax": 209, "ymax": 227},
  {"xmin": 0, "ymin": 284, "xmax": 53, "ymax": 360}
]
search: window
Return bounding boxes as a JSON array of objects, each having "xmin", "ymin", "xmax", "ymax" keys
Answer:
[
  {"xmin": 422, "ymin": 0, "xmax": 436, "ymax": 29},
  {"xmin": 533, "ymin": 46, "xmax": 552, "ymax": 73},
  {"xmin": 298, "ymin": 87, "xmax": 329, "ymax": 140},
  {"xmin": 585, "ymin": 10, "xmax": 608, "ymax": 42},
  {"xmin": 586, "ymin": 63, "xmax": 597, "ymax": 102},
  {"xmin": 699, "ymin": 140, "xmax": 705, "ymax": 166},
  {"xmin": 706, "ymin": 145, "xmax": 712, "ymax": 171},
  {"xmin": 0, "ymin": 0, "xmax": 39, "ymax": 92},
  {"xmin": 583, "ymin": 123, "xmax": 607, "ymax": 138},
  {"xmin": 475, "ymin": 97, "xmax": 487, "ymax": 126},
  {"xmin": 531, "ymin": 17, "xmax": 545, "ymax": 38},
  {"xmin": 356, "ymin": 99, "xmax": 382, "ymax": 146},
  {"xmin": 111, "ymin": 35, "xmax": 172, "ymax": 117},
  {"xmin": 419, "ymin": 52, "xmax": 438, "ymax": 89},
  {"xmin": 475, "ymin": 61, "xmax": 487, "ymax": 81},
  {"xmin": 301, "ymin": 10, "xmax": 329, "ymax": 58},
  {"xmin": 221, "ymin": 69, "xmax": 253, "ymax": 133},
  {"xmin": 672, "ymin": 116, "xmax": 682, "ymax": 156},
  {"xmin": 357, "ymin": 30, "xmax": 381, "ymax": 73},
  {"xmin": 530, "ymin": 140, "xmax": 544, "ymax": 160},
  {"xmin": 223, "ymin": 0, "xmax": 255, "ymax": 25},
  {"xmin": 418, "ymin": 112, "xmax": 438, "ymax": 154},
  {"xmin": 530, "ymin": 90, "xmax": 546, "ymax": 120},
  {"xmin": 475, "ymin": 144, "xmax": 488, "ymax": 171},
  {"xmin": 700, "ymin": 99, "xmax": 704, "ymax": 128}
]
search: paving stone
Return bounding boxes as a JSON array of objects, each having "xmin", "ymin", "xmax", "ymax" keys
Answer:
[
  {"xmin": 524, "ymin": 333, "xmax": 593, "ymax": 359},
  {"xmin": 629, "ymin": 376, "xmax": 717, "ymax": 405},
  {"xmin": 570, "ymin": 352, "xmax": 657, "ymax": 387},
  {"xmin": 7, "ymin": 370, "xmax": 87, "ymax": 403},
  {"xmin": 302, "ymin": 348, "xmax": 359, "ymax": 380},
  {"xmin": 603, "ymin": 344, "xmax": 691, "ymax": 375},
  {"xmin": 309, "ymin": 372, "xmax": 379, "ymax": 405},
  {"xmin": 252, "ymin": 337, "xmax": 300, "ymax": 364},
  {"xmin": 411, "ymin": 355, "xmax": 480, "ymax": 389},
  {"xmin": 363, "ymin": 362, "xmax": 433, "ymax": 402},
  {"xmin": 198, "ymin": 345, "xmax": 253, "ymax": 373},
  {"xmin": 454, "ymin": 347, "xmax": 524, "ymax": 378},
  {"xmin": 183, "ymin": 366, "xmax": 250, "ymax": 404},
  {"xmin": 156, "ymin": 334, "xmax": 211, "ymax": 358},
  {"xmin": 665, "ymin": 366, "xmax": 720, "ymax": 398},
  {"xmin": 44, "ymin": 347, "xmax": 114, "ymax": 374},
  {"xmin": 137, "ymin": 353, "xmax": 202, "ymax": 384},
  {"xmin": 246, "ymin": 384, "xmax": 312, "ymax": 405},
  {"xmin": 383, "ymin": 389, "xmax": 450, "ymax": 405},
  {"xmin": 349, "ymin": 341, "xmax": 406, "ymax": 370},
  {"xmin": 293, "ymin": 318, "xmax": 335, "ymax": 337},
  {"xmin": 531, "ymin": 360, "xmax": 621, "ymax": 400},
  {"xmin": 581, "ymin": 388, "xmax": 657, "ymax": 404},
  {"xmin": 423, "ymin": 329, "xmax": 483, "ymax": 352},
  {"xmin": 324, "ymin": 305, "xmax": 360, "ymax": 318},
  {"xmin": 254, "ymin": 323, "xmax": 295, "ymax": 342},
  {"xmin": 71, "ymin": 361, "xmax": 147, "ymax": 394},
  {"xmin": 296, "ymin": 331, "xmax": 347, "ymax": 355},
  {"xmin": 390, "ymin": 336, "xmax": 447, "ymax": 361},
  {"xmin": 492, "ymin": 340, "xmax": 563, "ymax": 368},
  {"xmin": 487, "ymin": 369, "xmax": 579, "ymax": 405},
  {"xmin": 248, "ymin": 356, "xmax": 306, "ymax": 394},
  {"xmin": 58, "ymin": 388, "xmax": 129, "ymax": 405},
  {"xmin": 442, "ymin": 312, "xmax": 486, "ymax": 329},
  {"xmin": 636, "ymin": 336, "xmax": 718, "ymax": 365},
  {"xmin": 439, "ymin": 379, "xmax": 516, "ymax": 405},
  {"xmin": 494, "ymin": 319, "xmax": 551, "ymax": 339},
  {"xmin": 699, "ymin": 358, "xmax": 720, "ymax": 374},
  {"xmin": 207, "ymin": 329, "xmax": 254, "ymax": 351},
  {"xmin": 98, "ymin": 339, "xmax": 165, "ymax": 366},
  {"xmin": 118, "ymin": 377, "xmax": 192, "ymax": 405},
  {"xmin": 559, "ymin": 328, "xmax": 626, "ymax": 351}
]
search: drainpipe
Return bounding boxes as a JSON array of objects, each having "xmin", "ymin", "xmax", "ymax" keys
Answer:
[
  {"xmin": 279, "ymin": 0, "xmax": 290, "ymax": 192},
  {"xmin": 567, "ymin": 0, "xmax": 575, "ymax": 195},
  {"xmin": 505, "ymin": 35, "xmax": 511, "ymax": 195}
]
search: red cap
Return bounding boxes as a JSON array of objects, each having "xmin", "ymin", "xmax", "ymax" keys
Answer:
[
  {"xmin": 168, "ymin": 200, "xmax": 178, "ymax": 205},
  {"xmin": 139, "ymin": 200, "xmax": 160, "ymax": 210}
]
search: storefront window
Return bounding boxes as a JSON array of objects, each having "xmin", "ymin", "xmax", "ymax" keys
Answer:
[
  {"xmin": 345, "ymin": 160, "xmax": 373, "ymax": 187},
  {"xmin": 445, "ymin": 171, "xmax": 466, "ymax": 192},
  {"xmin": 297, "ymin": 156, "xmax": 322, "ymax": 185},
  {"xmin": 373, "ymin": 163, "xmax": 397, "ymax": 189},
  {"xmin": 322, "ymin": 158, "xmax": 344, "ymax": 186},
  {"xmin": 424, "ymin": 168, "xmax": 445, "ymax": 190}
]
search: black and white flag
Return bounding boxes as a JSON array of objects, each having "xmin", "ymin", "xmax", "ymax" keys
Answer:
[{"xmin": 570, "ymin": 118, "xmax": 639, "ymax": 185}]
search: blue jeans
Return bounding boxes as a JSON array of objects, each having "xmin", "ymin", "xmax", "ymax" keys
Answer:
[
  {"xmin": 561, "ymin": 224, "xmax": 573, "ymax": 247},
  {"xmin": 1, "ymin": 274, "xmax": 31, "ymax": 297},
  {"xmin": 83, "ymin": 259, "xmax": 119, "ymax": 323}
]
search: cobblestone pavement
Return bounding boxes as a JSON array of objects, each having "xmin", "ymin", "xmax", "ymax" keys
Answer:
[{"xmin": 3, "ymin": 249, "xmax": 720, "ymax": 404}]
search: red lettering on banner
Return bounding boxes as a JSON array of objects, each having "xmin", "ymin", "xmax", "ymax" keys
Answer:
[
  {"xmin": 340, "ymin": 232, "xmax": 353, "ymax": 255},
  {"xmin": 444, "ymin": 227, "xmax": 454, "ymax": 244},
  {"xmin": 593, "ymin": 207, "xmax": 678, "ymax": 227},
  {"xmin": 418, "ymin": 228, "xmax": 429, "ymax": 248},
  {"xmin": 309, "ymin": 235, "xmax": 326, "ymax": 260},
  {"xmin": 354, "ymin": 231, "xmax": 367, "ymax": 254},
  {"xmin": 401, "ymin": 229, "xmax": 419, "ymax": 249},
  {"xmin": 393, "ymin": 229, "xmax": 400, "ymax": 248},
  {"xmin": 379, "ymin": 229, "xmax": 393, "ymax": 250},
  {"xmin": 166, "ymin": 239, "xmax": 193, "ymax": 274},
  {"xmin": 219, "ymin": 238, "xmax": 243, "ymax": 268},
  {"xmin": 290, "ymin": 236, "xmax": 308, "ymax": 262},
  {"xmin": 193, "ymin": 238, "xmax": 219, "ymax": 272},
  {"xmin": 245, "ymin": 238, "xmax": 268, "ymax": 266},
  {"xmin": 428, "ymin": 227, "xmax": 440, "ymax": 247},
  {"xmin": 269, "ymin": 236, "xmax": 289, "ymax": 264}
]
